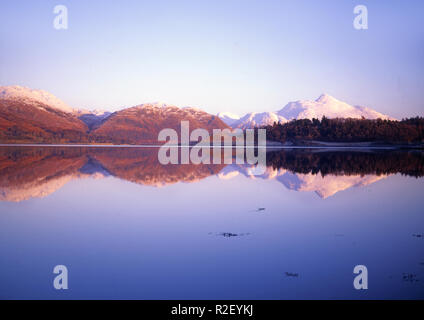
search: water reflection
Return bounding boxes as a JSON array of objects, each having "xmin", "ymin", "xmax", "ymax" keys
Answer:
[
  {"xmin": 222, "ymin": 164, "xmax": 388, "ymax": 198},
  {"xmin": 1, "ymin": 146, "xmax": 423, "ymax": 300},
  {"xmin": 1, "ymin": 146, "xmax": 423, "ymax": 201}
]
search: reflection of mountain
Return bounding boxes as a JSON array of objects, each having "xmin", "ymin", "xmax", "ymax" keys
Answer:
[
  {"xmin": 87, "ymin": 148, "xmax": 226, "ymax": 187},
  {"xmin": 0, "ymin": 147, "xmax": 423, "ymax": 201},
  {"xmin": 0, "ymin": 147, "xmax": 89, "ymax": 202},
  {"xmin": 219, "ymin": 163, "xmax": 386, "ymax": 198},
  {"xmin": 278, "ymin": 171, "xmax": 386, "ymax": 199},
  {"xmin": 219, "ymin": 149, "xmax": 424, "ymax": 198},
  {"xmin": 0, "ymin": 147, "xmax": 225, "ymax": 201}
]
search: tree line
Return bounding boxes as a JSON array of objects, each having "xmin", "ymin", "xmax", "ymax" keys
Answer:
[{"xmin": 263, "ymin": 117, "xmax": 424, "ymax": 144}]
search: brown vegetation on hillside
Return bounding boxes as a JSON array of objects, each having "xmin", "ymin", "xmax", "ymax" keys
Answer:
[
  {"xmin": 0, "ymin": 100, "xmax": 229, "ymax": 144},
  {"xmin": 0, "ymin": 99, "xmax": 88, "ymax": 143},
  {"xmin": 90, "ymin": 105, "xmax": 228, "ymax": 144}
]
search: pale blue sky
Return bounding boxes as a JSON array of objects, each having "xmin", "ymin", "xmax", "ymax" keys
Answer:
[{"xmin": 1, "ymin": 0, "xmax": 423, "ymax": 118}]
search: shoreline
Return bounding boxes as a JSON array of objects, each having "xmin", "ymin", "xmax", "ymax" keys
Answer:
[{"xmin": 0, "ymin": 142, "xmax": 422, "ymax": 150}]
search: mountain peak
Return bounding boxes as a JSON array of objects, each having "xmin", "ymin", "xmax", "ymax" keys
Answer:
[
  {"xmin": 134, "ymin": 102, "xmax": 172, "ymax": 109},
  {"xmin": 0, "ymin": 85, "xmax": 75, "ymax": 113},
  {"xmin": 277, "ymin": 94, "xmax": 393, "ymax": 121},
  {"xmin": 217, "ymin": 111, "xmax": 240, "ymax": 119},
  {"xmin": 229, "ymin": 111, "xmax": 287, "ymax": 129},
  {"xmin": 315, "ymin": 93, "xmax": 337, "ymax": 103},
  {"xmin": 216, "ymin": 112, "xmax": 241, "ymax": 126},
  {"xmin": 219, "ymin": 91, "xmax": 394, "ymax": 128}
]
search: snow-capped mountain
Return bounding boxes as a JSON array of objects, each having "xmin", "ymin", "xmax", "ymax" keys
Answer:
[
  {"xmin": 277, "ymin": 94, "xmax": 393, "ymax": 121},
  {"xmin": 0, "ymin": 85, "xmax": 229, "ymax": 144},
  {"xmin": 90, "ymin": 102, "xmax": 228, "ymax": 144},
  {"xmin": 231, "ymin": 112, "xmax": 287, "ymax": 129},
  {"xmin": 0, "ymin": 85, "xmax": 112, "ymax": 119},
  {"xmin": 0, "ymin": 85, "xmax": 115, "ymax": 132},
  {"xmin": 0, "ymin": 86, "xmax": 90, "ymax": 143},
  {"xmin": 216, "ymin": 112, "xmax": 240, "ymax": 126},
  {"xmin": 0, "ymin": 85, "xmax": 75, "ymax": 113},
  {"xmin": 1, "ymin": 85, "xmax": 398, "ymax": 144},
  {"xmin": 76, "ymin": 108, "xmax": 111, "ymax": 117},
  {"xmin": 218, "ymin": 94, "xmax": 394, "ymax": 128}
]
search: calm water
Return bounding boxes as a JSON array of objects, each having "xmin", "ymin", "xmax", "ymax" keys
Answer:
[{"xmin": 0, "ymin": 146, "xmax": 423, "ymax": 299}]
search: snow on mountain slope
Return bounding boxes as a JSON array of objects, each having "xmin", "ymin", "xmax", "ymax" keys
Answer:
[
  {"xmin": 0, "ymin": 85, "xmax": 75, "ymax": 113},
  {"xmin": 127, "ymin": 102, "xmax": 226, "ymax": 124},
  {"xmin": 217, "ymin": 112, "xmax": 241, "ymax": 126},
  {"xmin": 2, "ymin": 86, "xmax": 395, "ymax": 134},
  {"xmin": 219, "ymin": 94, "xmax": 393, "ymax": 129},
  {"xmin": 91, "ymin": 102, "xmax": 229, "ymax": 144},
  {"xmin": 277, "ymin": 94, "xmax": 393, "ymax": 121},
  {"xmin": 231, "ymin": 112, "xmax": 287, "ymax": 129},
  {"xmin": 0, "ymin": 85, "xmax": 112, "ymax": 119},
  {"xmin": 76, "ymin": 108, "xmax": 111, "ymax": 117}
]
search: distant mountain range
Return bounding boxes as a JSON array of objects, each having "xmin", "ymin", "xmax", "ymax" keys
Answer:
[
  {"xmin": 218, "ymin": 93, "xmax": 394, "ymax": 128},
  {"xmin": 0, "ymin": 86, "xmax": 228, "ymax": 144},
  {"xmin": 0, "ymin": 85, "xmax": 396, "ymax": 144}
]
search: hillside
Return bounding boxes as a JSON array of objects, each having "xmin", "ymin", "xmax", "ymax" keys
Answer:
[
  {"xmin": 90, "ymin": 103, "xmax": 229, "ymax": 144},
  {"xmin": 0, "ymin": 98, "xmax": 89, "ymax": 143},
  {"xmin": 0, "ymin": 86, "xmax": 228, "ymax": 144}
]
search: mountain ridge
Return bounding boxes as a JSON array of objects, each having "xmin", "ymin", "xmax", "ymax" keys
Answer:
[
  {"xmin": 0, "ymin": 85, "xmax": 402, "ymax": 144},
  {"xmin": 218, "ymin": 93, "xmax": 395, "ymax": 128},
  {"xmin": 0, "ymin": 85, "xmax": 229, "ymax": 144}
]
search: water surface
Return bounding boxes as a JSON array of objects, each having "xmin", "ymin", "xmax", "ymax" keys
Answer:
[{"xmin": 0, "ymin": 146, "xmax": 423, "ymax": 299}]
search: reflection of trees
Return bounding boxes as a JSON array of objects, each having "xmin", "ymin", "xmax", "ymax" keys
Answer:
[{"xmin": 266, "ymin": 150, "xmax": 424, "ymax": 177}]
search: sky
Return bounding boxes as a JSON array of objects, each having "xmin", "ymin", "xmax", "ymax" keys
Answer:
[{"xmin": 0, "ymin": 0, "xmax": 423, "ymax": 118}]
